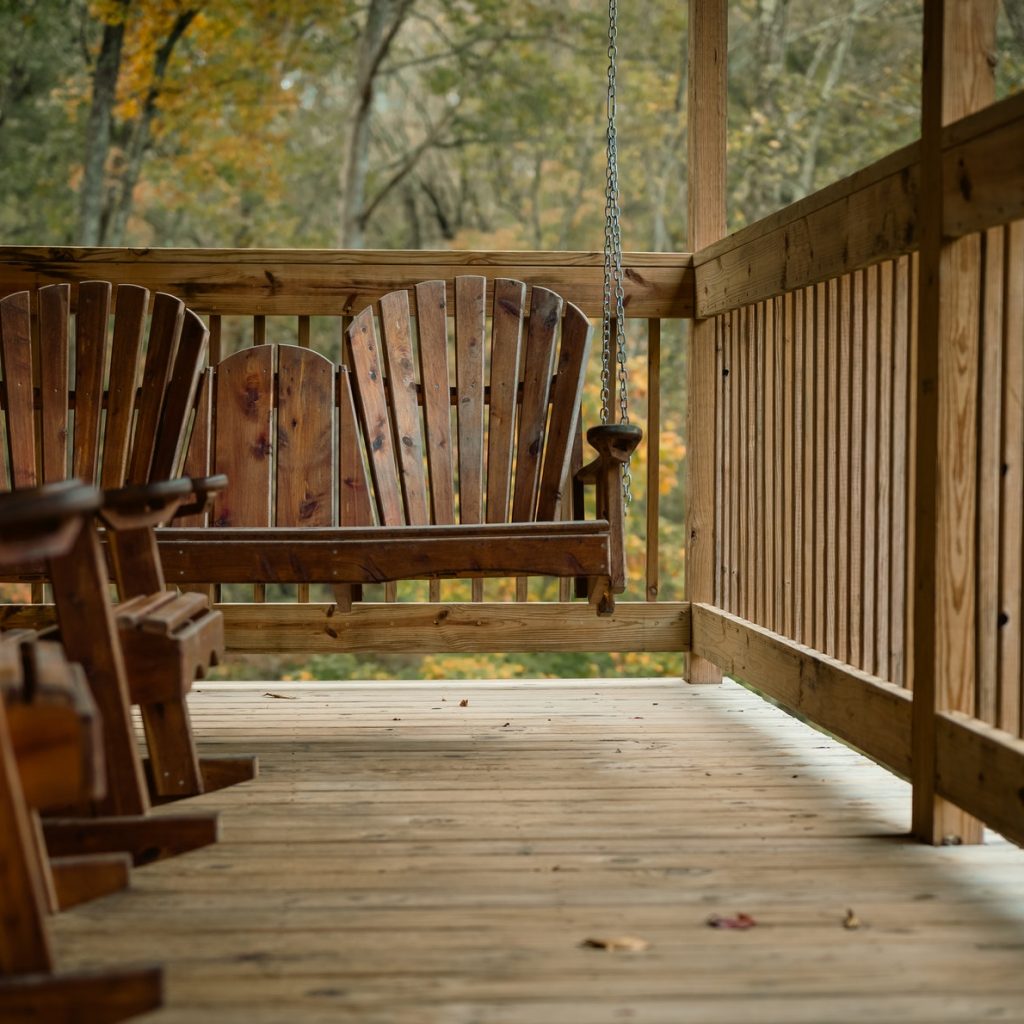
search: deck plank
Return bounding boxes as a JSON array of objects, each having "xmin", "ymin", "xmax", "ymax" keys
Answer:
[{"xmin": 52, "ymin": 679, "xmax": 1024, "ymax": 1023}]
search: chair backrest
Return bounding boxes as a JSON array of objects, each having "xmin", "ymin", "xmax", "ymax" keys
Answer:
[
  {"xmin": 198, "ymin": 276, "xmax": 592, "ymax": 531},
  {"xmin": 0, "ymin": 281, "xmax": 209, "ymax": 493},
  {"xmin": 347, "ymin": 276, "xmax": 592, "ymax": 527}
]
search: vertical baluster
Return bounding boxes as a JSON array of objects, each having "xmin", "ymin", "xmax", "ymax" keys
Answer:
[{"xmin": 646, "ymin": 318, "xmax": 661, "ymax": 602}]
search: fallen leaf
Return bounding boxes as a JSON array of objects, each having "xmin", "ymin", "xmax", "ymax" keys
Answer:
[
  {"xmin": 459, "ymin": 699, "xmax": 469, "ymax": 707},
  {"xmin": 843, "ymin": 909, "xmax": 860, "ymax": 930},
  {"xmin": 581, "ymin": 936, "xmax": 650, "ymax": 952},
  {"xmin": 502, "ymin": 721, "xmax": 510, "ymax": 727},
  {"xmin": 706, "ymin": 913, "xmax": 757, "ymax": 930},
  {"xmin": 392, "ymin": 717, "xmax": 401, "ymax": 721},
  {"xmin": 263, "ymin": 692, "xmax": 297, "ymax": 700}
]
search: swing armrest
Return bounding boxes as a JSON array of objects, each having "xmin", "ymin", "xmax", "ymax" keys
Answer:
[
  {"xmin": 574, "ymin": 424, "xmax": 643, "ymax": 607},
  {"xmin": 173, "ymin": 475, "xmax": 229, "ymax": 520},
  {"xmin": 101, "ymin": 478, "xmax": 194, "ymax": 530},
  {"xmin": 0, "ymin": 481, "xmax": 101, "ymax": 564}
]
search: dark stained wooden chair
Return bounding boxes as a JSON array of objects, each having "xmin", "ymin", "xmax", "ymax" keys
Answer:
[
  {"xmin": 160, "ymin": 277, "xmax": 641, "ymax": 613},
  {"xmin": 0, "ymin": 485, "xmax": 162, "ymax": 1023},
  {"xmin": 0, "ymin": 281, "xmax": 255, "ymax": 799}
]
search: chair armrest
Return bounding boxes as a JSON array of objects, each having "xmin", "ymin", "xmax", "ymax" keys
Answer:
[
  {"xmin": 0, "ymin": 481, "xmax": 101, "ymax": 563},
  {"xmin": 173, "ymin": 474, "xmax": 229, "ymax": 520},
  {"xmin": 100, "ymin": 478, "xmax": 194, "ymax": 530}
]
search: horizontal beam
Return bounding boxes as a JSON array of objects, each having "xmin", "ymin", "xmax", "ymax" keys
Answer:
[
  {"xmin": 690, "ymin": 604, "xmax": 912, "ymax": 777},
  {"xmin": 694, "ymin": 88, "xmax": 1024, "ymax": 314},
  {"xmin": 3, "ymin": 601, "xmax": 691, "ymax": 654},
  {"xmin": 0, "ymin": 247, "xmax": 694, "ymax": 319},
  {"xmin": 934, "ymin": 710, "xmax": 1024, "ymax": 846},
  {"xmin": 154, "ymin": 524, "xmax": 610, "ymax": 585}
]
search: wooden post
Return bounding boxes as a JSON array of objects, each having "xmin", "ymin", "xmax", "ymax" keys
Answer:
[
  {"xmin": 911, "ymin": 0, "xmax": 997, "ymax": 845},
  {"xmin": 685, "ymin": 0, "xmax": 727, "ymax": 683}
]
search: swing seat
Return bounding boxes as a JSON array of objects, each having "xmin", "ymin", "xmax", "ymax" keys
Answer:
[{"xmin": 157, "ymin": 277, "xmax": 641, "ymax": 614}]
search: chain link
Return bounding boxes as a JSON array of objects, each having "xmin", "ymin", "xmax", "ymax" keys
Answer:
[{"xmin": 601, "ymin": 0, "xmax": 632, "ymax": 506}]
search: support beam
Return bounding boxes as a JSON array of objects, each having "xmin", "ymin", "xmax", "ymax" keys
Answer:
[
  {"xmin": 911, "ymin": 0, "xmax": 997, "ymax": 845},
  {"xmin": 684, "ymin": 0, "xmax": 727, "ymax": 684}
]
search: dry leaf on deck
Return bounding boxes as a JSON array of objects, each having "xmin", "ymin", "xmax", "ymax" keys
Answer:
[
  {"xmin": 459, "ymin": 699, "xmax": 469, "ymax": 707},
  {"xmin": 263, "ymin": 692, "xmax": 297, "ymax": 700},
  {"xmin": 706, "ymin": 913, "xmax": 757, "ymax": 930},
  {"xmin": 581, "ymin": 936, "xmax": 651, "ymax": 952},
  {"xmin": 843, "ymin": 909, "xmax": 860, "ymax": 930}
]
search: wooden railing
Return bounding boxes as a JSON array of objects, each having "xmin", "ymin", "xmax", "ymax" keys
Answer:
[
  {"xmin": 0, "ymin": 249, "xmax": 693, "ymax": 656},
  {"xmin": 690, "ymin": 82, "xmax": 1024, "ymax": 845}
]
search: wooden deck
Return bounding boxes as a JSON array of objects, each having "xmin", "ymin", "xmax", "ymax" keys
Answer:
[{"xmin": 53, "ymin": 678, "xmax": 1024, "ymax": 1023}]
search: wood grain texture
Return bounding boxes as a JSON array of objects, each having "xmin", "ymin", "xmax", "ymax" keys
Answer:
[
  {"xmin": 37, "ymin": 284, "xmax": 71, "ymax": 484},
  {"xmin": 71, "ymin": 281, "xmax": 112, "ymax": 485},
  {"xmin": 0, "ymin": 290, "xmax": 36, "ymax": 487},
  {"xmin": 414, "ymin": 280, "xmax": 455, "ymax": 524},
  {"xmin": 0, "ymin": 249, "xmax": 694, "ymax": 318},
  {"xmin": 455, "ymin": 276, "xmax": 486, "ymax": 533}
]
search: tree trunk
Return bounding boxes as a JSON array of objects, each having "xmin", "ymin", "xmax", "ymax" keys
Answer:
[
  {"xmin": 339, "ymin": 0, "xmax": 411, "ymax": 248},
  {"xmin": 78, "ymin": 0, "xmax": 129, "ymax": 246},
  {"xmin": 107, "ymin": 9, "xmax": 196, "ymax": 245}
]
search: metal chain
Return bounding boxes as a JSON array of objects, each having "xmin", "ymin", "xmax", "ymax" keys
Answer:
[{"xmin": 601, "ymin": 0, "xmax": 633, "ymax": 505}]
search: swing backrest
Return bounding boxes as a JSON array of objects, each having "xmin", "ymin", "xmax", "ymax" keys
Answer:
[
  {"xmin": 0, "ymin": 281, "xmax": 209, "ymax": 494},
  {"xmin": 347, "ymin": 276, "xmax": 592, "ymax": 527}
]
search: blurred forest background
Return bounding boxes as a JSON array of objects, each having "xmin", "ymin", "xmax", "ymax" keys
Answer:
[{"xmin": 1, "ymin": 0, "xmax": 1022, "ymax": 680}]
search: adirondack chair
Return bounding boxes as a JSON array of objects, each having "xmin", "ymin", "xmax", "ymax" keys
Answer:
[
  {"xmin": 0, "ymin": 486, "xmax": 162, "ymax": 1023},
  {"xmin": 0, "ymin": 481, "xmax": 219, "ymax": 866},
  {"xmin": 158, "ymin": 277, "xmax": 641, "ymax": 613},
  {"xmin": 0, "ymin": 281, "xmax": 255, "ymax": 799}
]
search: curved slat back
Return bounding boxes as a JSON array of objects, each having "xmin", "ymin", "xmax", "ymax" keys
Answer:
[
  {"xmin": 0, "ymin": 291, "xmax": 36, "ymax": 489},
  {"xmin": 536, "ymin": 301, "xmax": 593, "ymax": 521},
  {"xmin": 455, "ymin": 276, "xmax": 486, "ymax": 525},
  {"xmin": 512, "ymin": 287, "xmax": 563, "ymax": 522},
  {"xmin": 485, "ymin": 279, "xmax": 526, "ymax": 523},
  {"xmin": 415, "ymin": 280, "xmax": 455, "ymax": 524},
  {"xmin": 348, "ymin": 307, "xmax": 406, "ymax": 526},
  {"xmin": 126, "ymin": 291, "xmax": 184, "ymax": 484},
  {"xmin": 211, "ymin": 345, "xmax": 273, "ymax": 527},
  {"xmin": 100, "ymin": 284, "xmax": 148, "ymax": 488},
  {"xmin": 150, "ymin": 308, "xmax": 209, "ymax": 482},
  {"xmin": 72, "ymin": 281, "xmax": 112, "ymax": 484},
  {"xmin": 277, "ymin": 345, "xmax": 334, "ymax": 527},
  {"xmin": 38, "ymin": 285, "xmax": 70, "ymax": 484},
  {"xmin": 379, "ymin": 290, "xmax": 429, "ymax": 524}
]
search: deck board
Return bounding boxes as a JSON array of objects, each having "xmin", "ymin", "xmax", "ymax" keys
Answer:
[{"xmin": 53, "ymin": 679, "xmax": 1024, "ymax": 1023}]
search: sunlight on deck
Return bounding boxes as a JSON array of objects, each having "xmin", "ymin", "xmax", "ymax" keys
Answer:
[{"xmin": 55, "ymin": 678, "xmax": 1024, "ymax": 1024}]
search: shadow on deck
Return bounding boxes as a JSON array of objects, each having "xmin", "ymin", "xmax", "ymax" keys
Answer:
[{"xmin": 54, "ymin": 678, "xmax": 1024, "ymax": 1024}]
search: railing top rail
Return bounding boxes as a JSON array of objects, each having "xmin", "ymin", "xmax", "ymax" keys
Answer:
[{"xmin": 0, "ymin": 247, "xmax": 694, "ymax": 320}]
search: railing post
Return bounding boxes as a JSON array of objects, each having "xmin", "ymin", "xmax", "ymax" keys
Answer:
[
  {"xmin": 911, "ymin": 0, "xmax": 997, "ymax": 845},
  {"xmin": 685, "ymin": 0, "xmax": 727, "ymax": 683}
]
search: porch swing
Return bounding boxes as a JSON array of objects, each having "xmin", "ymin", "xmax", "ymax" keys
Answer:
[{"xmin": 156, "ymin": 0, "xmax": 643, "ymax": 614}]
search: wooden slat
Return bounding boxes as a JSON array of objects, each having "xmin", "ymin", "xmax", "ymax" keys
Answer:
[
  {"xmin": 485, "ymin": 279, "xmax": 525, "ymax": 524},
  {"xmin": 347, "ymin": 307, "xmax": 405, "ymax": 526},
  {"xmin": 742, "ymin": 305, "xmax": 753, "ymax": 620},
  {"xmin": 150, "ymin": 307, "xmax": 208, "ymax": 482},
  {"xmin": 277, "ymin": 346, "xmax": 334, "ymax": 527},
  {"xmin": 0, "ymin": 249, "xmax": 695, "ymax": 319},
  {"xmin": 890, "ymin": 256, "xmax": 912, "ymax": 687},
  {"xmin": 536, "ymin": 304, "xmax": 592, "ymax": 522},
  {"xmin": 297, "ymin": 315, "xmax": 310, "ymax": 348},
  {"xmin": 717, "ymin": 316, "xmax": 730, "ymax": 610},
  {"xmin": 211, "ymin": 346, "xmax": 274, "ymax": 528},
  {"xmin": 157, "ymin": 522, "xmax": 611, "ymax": 584},
  {"xmin": 782, "ymin": 292, "xmax": 795, "ymax": 637},
  {"xmin": 836, "ymin": 275, "xmax": 852, "ymax": 664},
  {"xmin": 71, "ymin": 280, "xmax": 111, "ymax": 484},
  {"xmin": 801, "ymin": 289, "xmax": 815, "ymax": 645},
  {"xmin": 824, "ymin": 281, "xmax": 838, "ymax": 657},
  {"xmin": 414, "ymin": 281, "xmax": 455, "ymax": 525},
  {"xmin": 729, "ymin": 309, "xmax": 741, "ymax": 614},
  {"xmin": 862, "ymin": 265, "xmax": 879, "ymax": 676},
  {"xmin": 772, "ymin": 298, "xmax": 784, "ymax": 632},
  {"xmin": 998, "ymin": 220, "xmax": 1024, "ymax": 736},
  {"xmin": 380, "ymin": 289, "xmax": 429, "ymax": 525},
  {"xmin": 455, "ymin": 276, "xmax": 486, "ymax": 530},
  {"xmin": 813, "ymin": 283, "xmax": 827, "ymax": 654},
  {"xmin": 253, "ymin": 315, "xmax": 266, "ymax": 346},
  {"xmin": 126, "ymin": 290, "xmax": 184, "ymax": 484},
  {"xmin": 338, "ymin": 367, "xmax": 374, "ymax": 527},
  {"xmin": 876, "ymin": 261, "xmax": 895, "ymax": 678},
  {"xmin": 98, "ymin": 284, "xmax": 147, "ymax": 488},
  {"xmin": 849, "ymin": 270, "xmax": 865, "ymax": 668},
  {"xmin": 203, "ymin": 600, "xmax": 690, "ymax": 654},
  {"xmin": 646, "ymin": 319, "xmax": 661, "ymax": 602},
  {"xmin": 208, "ymin": 314, "xmax": 222, "ymax": 364},
  {"xmin": 511, "ymin": 287, "xmax": 561, "ymax": 522},
  {"xmin": 791, "ymin": 293, "xmax": 804, "ymax": 640},
  {"xmin": 0, "ymin": 290, "xmax": 37, "ymax": 487},
  {"xmin": 755, "ymin": 302, "xmax": 766, "ymax": 627},
  {"xmin": 37, "ymin": 284, "xmax": 70, "ymax": 484}
]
